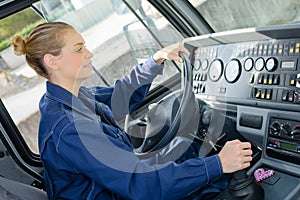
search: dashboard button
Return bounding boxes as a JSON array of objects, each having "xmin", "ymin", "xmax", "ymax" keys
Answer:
[
  {"xmin": 273, "ymin": 74, "xmax": 280, "ymax": 85},
  {"xmin": 266, "ymin": 89, "xmax": 272, "ymax": 100},
  {"xmin": 268, "ymin": 74, "xmax": 274, "ymax": 84},
  {"xmin": 249, "ymin": 74, "xmax": 255, "ymax": 84},
  {"xmin": 263, "ymin": 74, "xmax": 269, "ymax": 84},
  {"xmin": 282, "ymin": 90, "xmax": 289, "ymax": 101}
]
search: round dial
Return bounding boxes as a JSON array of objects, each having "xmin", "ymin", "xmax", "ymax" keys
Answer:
[
  {"xmin": 291, "ymin": 125, "xmax": 300, "ymax": 138},
  {"xmin": 265, "ymin": 57, "xmax": 278, "ymax": 72},
  {"xmin": 208, "ymin": 59, "xmax": 223, "ymax": 82},
  {"xmin": 269, "ymin": 121, "xmax": 281, "ymax": 135},
  {"xmin": 225, "ymin": 59, "xmax": 242, "ymax": 83},
  {"xmin": 244, "ymin": 57, "xmax": 254, "ymax": 71},
  {"xmin": 280, "ymin": 123, "xmax": 291, "ymax": 135},
  {"xmin": 255, "ymin": 57, "xmax": 265, "ymax": 71},
  {"xmin": 201, "ymin": 59, "xmax": 209, "ymax": 70},
  {"xmin": 194, "ymin": 59, "xmax": 201, "ymax": 71}
]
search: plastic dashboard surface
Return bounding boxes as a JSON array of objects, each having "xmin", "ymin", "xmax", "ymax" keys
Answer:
[{"xmin": 183, "ymin": 24, "xmax": 300, "ymax": 112}]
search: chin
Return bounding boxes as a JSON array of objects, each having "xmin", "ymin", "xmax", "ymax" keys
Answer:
[{"xmin": 76, "ymin": 70, "xmax": 94, "ymax": 81}]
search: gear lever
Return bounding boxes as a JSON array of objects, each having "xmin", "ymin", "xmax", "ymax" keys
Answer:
[{"xmin": 215, "ymin": 169, "xmax": 264, "ymax": 200}]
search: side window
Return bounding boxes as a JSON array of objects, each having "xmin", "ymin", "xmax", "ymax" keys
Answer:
[
  {"xmin": 0, "ymin": 8, "xmax": 45, "ymax": 154},
  {"xmin": 1, "ymin": 0, "xmax": 183, "ymax": 154}
]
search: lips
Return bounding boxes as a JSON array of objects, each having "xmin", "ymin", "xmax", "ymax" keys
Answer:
[{"xmin": 83, "ymin": 62, "xmax": 93, "ymax": 68}]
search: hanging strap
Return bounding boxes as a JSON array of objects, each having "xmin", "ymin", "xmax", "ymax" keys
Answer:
[
  {"xmin": 97, "ymin": 103, "xmax": 120, "ymax": 129},
  {"xmin": 97, "ymin": 103, "xmax": 132, "ymax": 146}
]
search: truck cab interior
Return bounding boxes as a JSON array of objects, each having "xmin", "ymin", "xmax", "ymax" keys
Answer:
[{"xmin": 0, "ymin": 0, "xmax": 300, "ymax": 199}]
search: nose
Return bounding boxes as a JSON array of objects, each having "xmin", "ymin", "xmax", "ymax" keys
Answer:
[{"xmin": 85, "ymin": 48, "xmax": 93, "ymax": 58}]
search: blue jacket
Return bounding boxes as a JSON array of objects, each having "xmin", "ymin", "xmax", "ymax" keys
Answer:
[{"xmin": 38, "ymin": 58, "xmax": 223, "ymax": 200}]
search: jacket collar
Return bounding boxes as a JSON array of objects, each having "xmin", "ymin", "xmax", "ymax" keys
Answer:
[{"xmin": 45, "ymin": 81, "xmax": 98, "ymax": 121}]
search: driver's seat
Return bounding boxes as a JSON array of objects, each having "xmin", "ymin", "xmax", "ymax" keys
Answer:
[{"xmin": 0, "ymin": 176, "xmax": 48, "ymax": 200}]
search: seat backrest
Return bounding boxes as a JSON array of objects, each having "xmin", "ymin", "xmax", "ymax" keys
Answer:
[{"xmin": 0, "ymin": 176, "xmax": 48, "ymax": 200}]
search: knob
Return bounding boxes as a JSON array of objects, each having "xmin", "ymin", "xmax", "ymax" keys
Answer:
[
  {"xmin": 280, "ymin": 124, "xmax": 291, "ymax": 135},
  {"xmin": 198, "ymin": 127, "xmax": 207, "ymax": 138},
  {"xmin": 201, "ymin": 108, "xmax": 212, "ymax": 126},
  {"xmin": 269, "ymin": 121, "xmax": 281, "ymax": 135},
  {"xmin": 291, "ymin": 126, "xmax": 300, "ymax": 138}
]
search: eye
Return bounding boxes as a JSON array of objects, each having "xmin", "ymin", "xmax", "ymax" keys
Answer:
[{"xmin": 76, "ymin": 47, "xmax": 83, "ymax": 52}]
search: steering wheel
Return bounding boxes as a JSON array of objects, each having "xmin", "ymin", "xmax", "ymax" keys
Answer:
[{"xmin": 125, "ymin": 52, "xmax": 201, "ymax": 155}]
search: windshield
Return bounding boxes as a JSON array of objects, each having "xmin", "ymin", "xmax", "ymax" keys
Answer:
[{"xmin": 189, "ymin": 0, "xmax": 300, "ymax": 32}]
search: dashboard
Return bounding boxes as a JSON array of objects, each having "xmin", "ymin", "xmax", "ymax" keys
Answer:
[{"xmin": 183, "ymin": 24, "xmax": 300, "ymax": 199}]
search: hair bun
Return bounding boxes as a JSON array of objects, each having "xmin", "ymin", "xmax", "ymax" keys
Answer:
[{"xmin": 12, "ymin": 35, "xmax": 27, "ymax": 56}]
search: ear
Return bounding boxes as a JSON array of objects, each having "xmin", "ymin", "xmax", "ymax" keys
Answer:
[{"xmin": 43, "ymin": 54, "xmax": 59, "ymax": 70}]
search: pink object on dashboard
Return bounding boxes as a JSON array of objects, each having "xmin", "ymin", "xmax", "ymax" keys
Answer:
[{"xmin": 254, "ymin": 168, "xmax": 275, "ymax": 182}]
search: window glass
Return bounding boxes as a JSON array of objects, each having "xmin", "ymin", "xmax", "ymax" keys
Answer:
[
  {"xmin": 33, "ymin": 0, "xmax": 183, "ymax": 87},
  {"xmin": 0, "ymin": 8, "xmax": 45, "ymax": 154},
  {"xmin": 0, "ymin": 0, "xmax": 183, "ymax": 154},
  {"xmin": 189, "ymin": 0, "xmax": 300, "ymax": 32}
]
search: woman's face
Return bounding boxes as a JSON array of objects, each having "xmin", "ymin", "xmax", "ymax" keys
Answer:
[{"xmin": 55, "ymin": 29, "xmax": 94, "ymax": 82}]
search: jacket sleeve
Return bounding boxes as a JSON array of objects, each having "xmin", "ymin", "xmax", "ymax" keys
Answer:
[
  {"xmin": 55, "ymin": 118, "xmax": 223, "ymax": 200},
  {"xmin": 90, "ymin": 57, "xmax": 164, "ymax": 120}
]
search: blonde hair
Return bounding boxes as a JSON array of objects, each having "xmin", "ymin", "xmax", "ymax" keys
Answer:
[{"xmin": 12, "ymin": 22, "xmax": 74, "ymax": 79}]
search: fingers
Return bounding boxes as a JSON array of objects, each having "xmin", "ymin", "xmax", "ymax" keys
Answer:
[
  {"xmin": 174, "ymin": 43, "xmax": 190, "ymax": 62},
  {"xmin": 153, "ymin": 42, "xmax": 190, "ymax": 64},
  {"xmin": 242, "ymin": 149, "xmax": 253, "ymax": 157},
  {"xmin": 238, "ymin": 142, "xmax": 253, "ymax": 170},
  {"xmin": 241, "ymin": 141, "xmax": 251, "ymax": 150},
  {"xmin": 219, "ymin": 139, "xmax": 253, "ymax": 173},
  {"xmin": 179, "ymin": 44, "xmax": 190, "ymax": 57}
]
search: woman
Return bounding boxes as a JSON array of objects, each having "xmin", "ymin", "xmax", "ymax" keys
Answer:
[{"xmin": 12, "ymin": 22, "xmax": 252, "ymax": 200}]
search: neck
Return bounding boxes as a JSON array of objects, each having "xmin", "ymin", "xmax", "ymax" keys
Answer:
[{"xmin": 50, "ymin": 78, "xmax": 82, "ymax": 97}]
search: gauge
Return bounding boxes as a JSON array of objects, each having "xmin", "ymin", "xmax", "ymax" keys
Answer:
[
  {"xmin": 208, "ymin": 59, "xmax": 223, "ymax": 82},
  {"xmin": 225, "ymin": 59, "xmax": 241, "ymax": 83},
  {"xmin": 193, "ymin": 59, "xmax": 201, "ymax": 71},
  {"xmin": 201, "ymin": 59, "xmax": 209, "ymax": 70},
  {"xmin": 244, "ymin": 57, "xmax": 254, "ymax": 71},
  {"xmin": 255, "ymin": 57, "xmax": 265, "ymax": 71},
  {"xmin": 265, "ymin": 57, "xmax": 278, "ymax": 72}
]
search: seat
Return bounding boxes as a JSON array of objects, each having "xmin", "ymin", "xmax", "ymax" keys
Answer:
[{"xmin": 0, "ymin": 176, "xmax": 48, "ymax": 200}]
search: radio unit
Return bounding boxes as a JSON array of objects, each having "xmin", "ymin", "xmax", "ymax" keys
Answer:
[{"xmin": 266, "ymin": 117, "xmax": 300, "ymax": 165}]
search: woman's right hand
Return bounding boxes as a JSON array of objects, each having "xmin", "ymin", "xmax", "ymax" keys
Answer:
[{"xmin": 218, "ymin": 139, "xmax": 253, "ymax": 173}]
